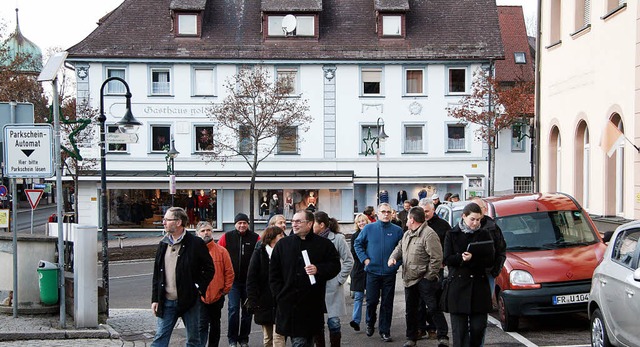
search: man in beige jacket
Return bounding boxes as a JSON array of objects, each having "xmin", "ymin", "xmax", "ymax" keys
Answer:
[{"xmin": 388, "ymin": 206, "xmax": 449, "ymax": 347}]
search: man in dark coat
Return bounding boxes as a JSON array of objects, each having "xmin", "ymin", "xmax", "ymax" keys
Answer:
[
  {"xmin": 270, "ymin": 210, "xmax": 341, "ymax": 346},
  {"xmin": 151, "ymin": 207, "xmax": 214, "ymax": 347},
  {"xmin": 218, "ymin": 213, "xmax": 260, "ymax": 347}
]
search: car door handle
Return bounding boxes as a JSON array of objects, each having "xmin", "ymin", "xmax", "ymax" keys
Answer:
[
  {"xmin": 625, "ymin": 288, "xmax": 634, "ymax": 297},
  {"xmin": 598, "ymin": 278, "xmax": 607, "ymax": 286}
]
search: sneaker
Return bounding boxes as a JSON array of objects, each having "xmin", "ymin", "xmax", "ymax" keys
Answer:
[
  {"xmin": 366, "ymin": 325, "xmax": 374, "ymax": 337},
  {"xmin": 428, "ymin": 330, "xmax": 438, "ymax": 340},
  {"xmin": 380, "ymin": 333, "xmax": 393, "ymax": 342},
  {"xmin": 240, "ymin": 343, "xmax": 249, "ymax": 347},
  {"xmin": 438, "ymin": 337, "xmax": 450, "ymax": 347},
  {"xmin": 229, "ymin": 344, "xmax": 237, "ymax": 347},
  {"xmin": 403, "ymin": 340, "xmax": 417, "ymax": 347},
  {"xmin": 350, "ymin": 320, "xmax": 361, "ymax": 331}
]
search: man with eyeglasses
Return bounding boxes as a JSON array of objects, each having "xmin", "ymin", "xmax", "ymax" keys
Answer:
[
  {"xmin": 270, "ymin": 210, "xmax": 341, "ymax": 347},
  {"xmin": 354, "ymin": 203, "xmax": 403, "ymax": 342},
  {"xmin": 151, "ymin": 207, "xmax": 215, "ymax": 347}
]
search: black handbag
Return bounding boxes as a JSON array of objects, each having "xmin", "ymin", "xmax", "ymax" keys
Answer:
[{"xmin": 439, "ymin": 276, "xmax": 450, "ymax": 312}]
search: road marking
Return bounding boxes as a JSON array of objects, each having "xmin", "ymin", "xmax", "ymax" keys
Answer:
[
  {"xmin": 487, "ymin": 315, "xmax": 538, "ymax": 347},
  {"xmin": 110, "ymin": 273, "xmax": 153, "ymax": 280}
]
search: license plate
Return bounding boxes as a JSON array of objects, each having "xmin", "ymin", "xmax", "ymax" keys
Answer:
[{"xmin": 552, "ymin": 293, "xmax": 589, "ymax": 305}]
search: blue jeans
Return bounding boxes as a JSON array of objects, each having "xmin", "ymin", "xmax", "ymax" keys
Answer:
[
  {"xmin": 290, "ymin": 336, "xmax": 313, "ymax": 347},
  {"xmin": 151, "ymin": 299, "xmax": 200, "ymax": 347},
  {"xmin": 199, "ymin": 297, "xmax": 224, "ymax": 347},
  {"xmin": 327, "ymin": 316, "xmax": 341, "ymax": 334},
  {"xmin": 365, "ymin": 272, "xmax": 396, "ymax": 336},
  {"xmin": 351, "ymin": 291, "xmax": 368, "ymax": 325},
  {"xmin": 228, "ymin": 283, "xmax": 252, "ymax": 344}
]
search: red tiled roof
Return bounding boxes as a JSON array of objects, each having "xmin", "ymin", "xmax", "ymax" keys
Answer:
[
  {"xmin": 67, "ymin": 0, "xmax": 504, "ymax": 61},
  {"xmin": 495, "ymin": 6, "xmax": 534, "ymax": 82}
]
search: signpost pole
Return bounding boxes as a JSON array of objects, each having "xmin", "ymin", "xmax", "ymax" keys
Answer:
[{"xmin": 9, "ymin": 101, "xmax": 18, "ymax": 318}]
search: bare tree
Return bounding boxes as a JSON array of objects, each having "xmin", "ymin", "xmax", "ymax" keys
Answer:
[
  {"xmin": 448, "ymin": 68, "xmax": 533, "ymax": 195},
  {"xmin": 205, "ymin": 66, "xmax": 312, "ymax": 230}
]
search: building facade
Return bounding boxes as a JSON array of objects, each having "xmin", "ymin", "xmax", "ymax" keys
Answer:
[
  {"xmin": 539, "ymin": 0, "xmax": 639, "ymax": 219},
  {"xmin": 66, "ymin": 0, "xmax": 504, "ymax": 230}
]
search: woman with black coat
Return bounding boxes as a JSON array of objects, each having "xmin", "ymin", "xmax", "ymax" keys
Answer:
[
  {"xmin": 444, "ymin": 203, "xmax": 495, "ymax": 347},
  {"xmin": 246, "ymin": 226, "xmax": 286, "ymax": 347}
]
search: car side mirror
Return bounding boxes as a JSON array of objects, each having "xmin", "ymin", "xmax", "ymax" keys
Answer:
[
  {"xmin": 602, "ymin": 231, "xmax": 614, "ymax": 243},
  {"xmin": 634, "ymin": 268, "xmax": 640, "ymax": 282}
]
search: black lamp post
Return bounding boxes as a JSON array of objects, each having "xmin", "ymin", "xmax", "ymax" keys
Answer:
[
  {"xmin": 166, "ymin": 135, "xmax": 179, "ymax": 206},
  {"xmin": 98, "ymin": 77, "xmax": 141, "ymax": 316},
  {"xmin": 376, "ymin": 117, "xmax": 389, "ymax": 206}
]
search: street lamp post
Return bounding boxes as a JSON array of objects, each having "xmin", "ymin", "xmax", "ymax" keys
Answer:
[
  {"xmin": 166, "ymin": 135, "xmax": 179, "ymax": 206},
  {"xmin": 376, "ymin": 117, "xmax": 389, "ymax": 206},
  {"xmin": 98, "ymin": 77, "xmax": 141, "ymax": 316}
]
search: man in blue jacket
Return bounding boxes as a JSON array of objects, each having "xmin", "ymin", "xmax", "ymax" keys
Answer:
[{"xmin": 354, "ymin": 202, "xmax": 403, "ymax": 342}]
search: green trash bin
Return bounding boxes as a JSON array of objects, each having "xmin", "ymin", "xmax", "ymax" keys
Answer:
[{"xmin": 37, "ymin": 260, "xmax": 59, "ymax": 305}]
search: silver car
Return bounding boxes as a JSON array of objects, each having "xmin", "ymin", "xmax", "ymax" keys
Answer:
[{"xmin": 588, "ymin": 221, "xmax": 640, "ymax": 347}]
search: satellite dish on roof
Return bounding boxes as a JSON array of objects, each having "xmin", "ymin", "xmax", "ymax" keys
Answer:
[{"xmin": 282, "ymin": 14, "xmax": 297, "ymax": 34}]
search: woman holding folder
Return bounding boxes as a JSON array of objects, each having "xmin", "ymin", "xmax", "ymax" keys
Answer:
[{"xmin": 443, "ymin": 203, "xmax": 495, "ymax": 347}]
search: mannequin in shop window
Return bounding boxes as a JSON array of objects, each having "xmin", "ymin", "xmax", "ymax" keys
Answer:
[
  {"xmin": 269, "ymin": 193, "xmax": 280, "ymax": 219},
  {"xmin": 379, "ymin": 190, "xmax": 389, "ymax": 204},
  {"xmin": 198, "ymin": 189, "xmax": 209, "ymax": 222},
  {"xmin": 418, "ymin": 188, "xmax": 428, "ymax": 200},
  {"xmin": 209, "ymin": 190, "xmax": 217, "ymax": 222},
  {"xmin": 285, "ymin": 192, "xmax": 294, "ymax": 219},
  {"xmin": 186, "ymin": 190, "xmax": 197, "ymax": 227},
  {"xmin": 307, "ymin": 191, "xmax": 317, "ymax": 212},
  {"xmin": 260, "ymin": 191, "xmax": 269, "ymax": 218},
  {"xmin": 397, "ymin": 190, "xmax": 408, "ymax": 210}
]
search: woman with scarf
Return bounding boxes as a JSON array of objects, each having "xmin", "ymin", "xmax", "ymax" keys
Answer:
[
  {"xmin": 443, "ymin": 203, "xmax": 495, "ymax": 347},
  {"xmin": 313, "ymin": 211, "xmax": 354, "ymax": 346}
]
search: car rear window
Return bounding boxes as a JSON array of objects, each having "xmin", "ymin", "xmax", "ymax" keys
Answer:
[{"xmin": 495, "ymin": 211, "xmax": 598, "ymax": 251}]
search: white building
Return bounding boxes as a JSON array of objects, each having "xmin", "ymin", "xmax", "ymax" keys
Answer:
[
  {"xmin": 66, "ymin": 0, "xmax": 504, "ymax": 230},
  {"xmin": 538, "ymin": 0, "xmax": 638, "ymax": 219}
]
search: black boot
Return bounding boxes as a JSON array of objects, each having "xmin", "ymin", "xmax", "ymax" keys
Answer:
[
  {"xmin": 329, "ymin": 331, "xmax": 341, "ymax": 347},
  {"xmin": 314, "ymin": 331, "xmax": 326, "ymax": 347}
]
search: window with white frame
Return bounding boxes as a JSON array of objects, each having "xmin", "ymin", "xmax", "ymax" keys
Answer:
[
  {"xmin": 382, "ymin": 15, "xmax": 402, "ymax": 36},
  {"xmin": 150, "ymin": 67, "xmax": 172, "ymax": 95},
  {"xmin": 150, "ymin": 125, "xmax": 171, "ymax": 152},
  {"xmin": 276, "ymin": 67, "xmax": 299, "ymax": 95},
  {"xmin": 238, "ymin": 125, "xmax": 253, "ymax": 154},
  {"xmin": 194, "ymin": 125, "xmax": 214, "ymax": 152},
  {"xmin": 405, "ymin": 68, "xmax": 425, "ymax": 95},
  {"xmin": 447, "ymin": 124, "xmax": 466, "ymax": 151},
  {"xmin": 447, "ymin": 67, "xmax": 467, "ymax": 94},
  {"xmin": 177, "ymin": 13, "xmax": 198, "ymax": 35},
  {"xmin": 107, "ymin": 125, "xmax": 127, "ymax": 152},
  {"xmin": 514, "ymin": 52, "xmax": 527, "ymax": 64},
  {"xmin": 192, "ymin": 66, "xmax": 215, "ymax": 96},
  {"xmin": 267, "ymin": 15, "xmax": 315, "ymax": 37},
  {"xmin": 277, "ymin": 126, "xmax": 298, "ymax": 154},
  {"xmin": 361, "ymin": 68, "xmax": 383, "ymax": 96},
  {"xmin": 361, "ymin": 125, "xmax": 385, "ymax": 154},
  {"xmin": 511, "ymin": 124, "xmax": 525, "ymax": 151},
  {"xmin": 106, "ymin": 67, "xmax": 126, "ymax": 94},
  {"xmin": 404, "ymin": 124, "xmax": 425, "ymax": 153}
]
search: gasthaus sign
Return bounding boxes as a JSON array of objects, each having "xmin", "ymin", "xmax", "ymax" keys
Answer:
[{"xmin": 3, "ymin": 124, "xmax": 54, "ymax": 178}]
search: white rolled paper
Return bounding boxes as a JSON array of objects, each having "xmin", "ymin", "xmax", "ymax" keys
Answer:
[{"xmin": 301, "ymin": 250, "xmax": 316, "ymax": 285}]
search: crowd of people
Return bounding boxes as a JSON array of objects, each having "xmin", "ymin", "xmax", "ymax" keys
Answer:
[{"xmin": 149, "ymin": 191, "xmax": 506, "ymax": 347}]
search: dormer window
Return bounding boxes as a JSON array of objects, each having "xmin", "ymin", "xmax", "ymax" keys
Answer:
[
  {"xmin": 267, "ymin": 15, "xmax": 316, "ymax": 37},
  {"xmin": 170, "ymin": 0, "xmax": 205, "ymax": 37},
  {"xmin": 177, "ymin": 13, "xmax": 198, "ymax": 35},
  {"xmin": 382, "ymin": 15, "xmax": 402, "ymax": 36}
]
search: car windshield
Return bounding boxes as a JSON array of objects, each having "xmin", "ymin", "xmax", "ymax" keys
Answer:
[{"xmin": 495, "ymin": 210, "xmax": 599, "ymax": 251}]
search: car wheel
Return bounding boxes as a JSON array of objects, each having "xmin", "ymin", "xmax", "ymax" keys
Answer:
[
  {"xmin": 590, "ymin": 308, "xmax": 611, "ymax": 347},
  {"xmin": 498, "ymin": 292, "xmax": 519, "ymax": 332}
]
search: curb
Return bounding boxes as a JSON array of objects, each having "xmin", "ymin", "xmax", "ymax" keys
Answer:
[{"xmin": 0, "ymin": 326, "xmax": 113, "ymax": 342}]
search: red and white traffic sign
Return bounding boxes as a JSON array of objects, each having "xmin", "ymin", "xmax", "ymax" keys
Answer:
[{"xmin": 25, "ymin": 189, "xmax": 44, "ymax": 209}]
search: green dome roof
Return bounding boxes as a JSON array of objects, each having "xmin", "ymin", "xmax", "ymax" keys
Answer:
[{"xmin": 1, "ymin": 9, "xmax": 43, "ymax": 74}]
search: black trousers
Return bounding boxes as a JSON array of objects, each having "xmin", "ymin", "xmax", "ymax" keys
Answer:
[
  {"xmin": 405, "ymin": 278, "xmax": 448, "ymax": 341},
  {"xmin": 450, "ymin": 312, "xmax": 488, "ymax": 347}
]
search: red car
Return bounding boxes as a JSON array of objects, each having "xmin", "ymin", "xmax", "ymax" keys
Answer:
[{"xmin": 484, "ymin": 193, "xmax": 607, "ymax": 331}]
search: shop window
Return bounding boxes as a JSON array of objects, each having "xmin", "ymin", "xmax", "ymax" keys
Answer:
[
  {"xmin": 267, "ymin": 15, "xmax": 315, "ymax": 37},
  {"xmin": 404, "ymin": 124, "xmax": 425, "ymax": 153},
  {"xmin": 277, "ymin": 126, "xmax": 298, "ymax": 154},
  {"xmin": 361, "ymin": 125, "xmax": 385, "ymax": 154},
  {"xmin": 192, "ymin": 66, "xmax": 215, "ymax": 96},
  {"xmin": 405, "ymin": 68, "xmax": 425, "ymax": 95},
  {"xmin": 150, "ymin": 67, "xmax": 172, "ymax": 95},
  {"xmin": 447, "ymin": 124, "xmax": 466, "ymax": 151},
  {"xmin": 177, "ymin": 13, "xmax": 198, "ymax": 36},
  {"xmin": 382, "ymin": 15, "xmax": 402, "ymax": 36},
  {"xmin": 361, "ymin": 67, "xmax": 383, "ymax": 96},
  {"xmin": 107, "ymin": 125, "xmax": 127, "ymax": 153},
  {"xmin": 239, "ymin": 125, "xmax": 253, "ymax": 154},
  {"xmin": 151, "ymin": 125, "xmax": 171, "ymax": 152},
  {"xmin": 194, "ymin": 125, "xmax": 214, "ymax": 152},
  {"xmin": 447, "ymin": 67, "xmax": 467, "ymax": 94},
  {"xmin": 106, "ymin": 67, "xmax": 126, "ymax": 94},
  {"xmin": 276, "ymin": 67, "xmax": 299, "ymax": 95}
]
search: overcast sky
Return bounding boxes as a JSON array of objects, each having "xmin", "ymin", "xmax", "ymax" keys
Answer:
[{"xmin": 1, "ymin": 0, "xmax": 537, "ymax": 57}]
